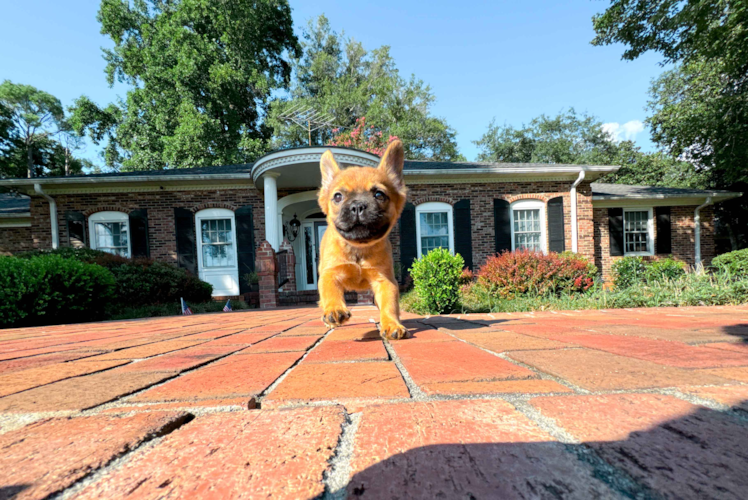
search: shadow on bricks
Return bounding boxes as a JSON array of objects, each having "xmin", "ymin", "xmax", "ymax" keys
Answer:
[{"xmin": 343, "ymin": 398, "xmax": 748, "ymax": 499}]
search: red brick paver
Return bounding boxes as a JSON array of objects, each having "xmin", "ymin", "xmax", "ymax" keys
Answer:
[{"xmin": 1, "ymin": 305, "xmax": 748, "ymax": 498}]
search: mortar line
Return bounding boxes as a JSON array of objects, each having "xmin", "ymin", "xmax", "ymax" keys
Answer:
[
  {"xmin": 322, "ymin": 409, "xmax": 362, "ymax": 500},
  {"xmin": 382, "ymin": 337, "xmax": 427, "ymax": 401}
]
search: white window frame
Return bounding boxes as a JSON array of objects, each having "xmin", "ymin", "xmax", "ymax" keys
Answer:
[
  {"xmin": 510, "ymin": 199, "xmax": 547, "ymax": 253},
  {"xmin": 88, "ymin": 211, "xmax": 131, "ymax": 258},
  {"xmin": 623, "ymin": 207, "xmax": 654, "ymax": 256},
  {"xmin": 195, "ymin": 208, "xmax": 238, "ymax": 270},
  {"xmin": 415, "ymin": 201, "xmax": 454, "ymax": 258}
]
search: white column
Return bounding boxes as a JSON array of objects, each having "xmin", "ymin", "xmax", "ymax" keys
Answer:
[{"xmin": 263, "ymin": 173, "xmax": 281, "ymax": 251}]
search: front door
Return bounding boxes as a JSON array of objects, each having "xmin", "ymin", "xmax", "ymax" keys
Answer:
[
  {"xmin": 195, "ymin": 209, "xmax": 240, "ymax": 296},
  {"xmin": 300, "ymin": 220, "xmax": 327, "ymax": 290}
]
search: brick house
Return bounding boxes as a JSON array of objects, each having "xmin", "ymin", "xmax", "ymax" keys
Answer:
[{"xmin": 0, "ymin": 146, "xmax": 741, "ymax": 307}]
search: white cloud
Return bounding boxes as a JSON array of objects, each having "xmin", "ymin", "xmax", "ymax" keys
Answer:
[{"xmin": 602, "ymin": 120, "xmax": 645, "ymax": 142}]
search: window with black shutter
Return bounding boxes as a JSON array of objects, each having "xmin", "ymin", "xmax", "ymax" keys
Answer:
[
  {"xmin": 129, "ymin": 209, "xmax": 150, "ymax": 258},
  {"xmin": 65, "ymin": 211, "xmax": 86, "ymax": 248},
  {"xmin": 608, "ymin": 208, "xmax": 624, "ymax": 256},
  {"xmin": 235, "ymin": 205, "xmax": 255, "ymax": 294},
  {"xmin": 399, "ymin": 202, "xmax": 417, "ymax": 282},
  {"xmin": 655, "ymin": 206, "xmax": 672, "ymax": 254}
]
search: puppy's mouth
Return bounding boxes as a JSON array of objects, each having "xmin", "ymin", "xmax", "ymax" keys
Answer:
[{"xmin": 335, "ymin": 221, "xmax": 390, "ymax": 244}]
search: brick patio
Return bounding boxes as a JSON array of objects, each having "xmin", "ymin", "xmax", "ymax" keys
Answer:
[{"xmin": 1, "ymin": 305, "xmax": 748, "ymax": 499}]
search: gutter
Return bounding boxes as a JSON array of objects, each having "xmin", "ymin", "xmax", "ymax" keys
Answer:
[
  {"xmin": 570, "ymin": 169, "xmax": 586, "ymax": 253},
  {"xmin": 34, "ymin": 183, "xmax": 59, "ymax": 249},
  {"xmin": 694, "ymin": 196, "xmax": 713, "ymax": 266}
]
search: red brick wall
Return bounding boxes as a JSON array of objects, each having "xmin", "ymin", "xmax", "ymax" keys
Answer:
[
  {"xmin": 0, "ymin": 226, "xmax": 33, "ymax": 255},
  {"xmin": 391, "ymin": 180, "xmax": 595, "ymax": 272},
  {"xmin": 29, "ymin": 189, "xmax": 264, "ymax": 265},
  {"xmin": 593, "ymin": 205, "xmax": 715, "ymax": 280}
]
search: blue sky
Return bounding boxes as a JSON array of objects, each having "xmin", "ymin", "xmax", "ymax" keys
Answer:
[{"xmin": 0, "ymin": 0, "xmax": 666, "ymax": 165}]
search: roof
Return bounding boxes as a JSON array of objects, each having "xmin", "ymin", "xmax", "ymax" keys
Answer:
[
  {"xmin": 0, "ymin": 193, "xmax": 30, "ymax": 215},
  {"xmin": 591, "ymin": 183, "xmax": 741, "ymax": 201}
]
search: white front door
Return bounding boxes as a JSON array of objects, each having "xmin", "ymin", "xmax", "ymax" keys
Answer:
[
  {"xmin": 300, "ymin": 220, "xmax": 327, "ymax": 290},
  {"xmin": 195, "ymin": 208, "xmax": 240, "ymax": 296}
]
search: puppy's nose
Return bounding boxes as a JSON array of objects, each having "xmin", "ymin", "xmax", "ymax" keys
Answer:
[{"xmin": 350, "ymin": 201, "xmax": 367, "ymax": 216}]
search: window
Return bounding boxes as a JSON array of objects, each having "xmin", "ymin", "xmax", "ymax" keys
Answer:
[
  {"xmin": 200, "ymin": 218, "xmax": 234, "ymax": 267},
  {"xmin": 88, "ymin": 211, "xmax": 130, "ymax": 257},
  {"xmin": 510, "ymin": 200, "xmax": 546, "ymax": 252},
  {"xmin": 415, "ymin": 202, "xmax": 454, "ymax": 257},
  {"xmin": 624, "ymin": 208, "xmax": 653, "ymax": 255}
]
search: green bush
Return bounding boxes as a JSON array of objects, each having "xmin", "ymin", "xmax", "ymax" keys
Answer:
[
  {"xmin": 107, "ymin": 261, "xmax": 213, "ymax": 306},
  {"xmin": 713, "ymin": 249, "xmax": 748, "ymax": 277},
  {"xmin": 644, "ymin": 257, "xmax": 686, "ymax": 283},
  {"xmin": 612, "ymin": 256, "xmax": 647, "ymax": 289},
  {"xmin": 19, "ymin": 247, "xmax": 212, "ymax": 307},
  {"xmin": 0, "ymin": 255, "xmax": 116, "ymax": 327},
  {"xmin": 409, "ymin": 248, "xmax": 464, "ymax": 314}
]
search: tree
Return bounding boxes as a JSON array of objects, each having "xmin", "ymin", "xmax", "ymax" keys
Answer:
[
  {"xmin": 592, "ymin": 0, "xmax": 748, "ymax": 248},
  {"xmin": 474, "ymin": 109, "xmax": 619, "ymax": 165},
  {"xmin": 327, "ymin": 117, "xmax": 399, "ymax": 156},
  {"xmin": 268, "ymin": 15, "xmax": 463, "ymax": 161},
  {"xmin": 474, "ymin": 109, "xmax": 700, "ymax": 187},
  {"xmin": 72, "ymin": 0, "xmax": 300, "ymax": 171},
  {"xmin": 0, "ymin": 81, "xmax": 64, "ymax": 178}
]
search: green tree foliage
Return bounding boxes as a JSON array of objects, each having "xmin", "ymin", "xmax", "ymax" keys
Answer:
[
  {"xmin": 592, "ymin": 0, "xmax": 748, "ymax": 248},
  {"xmin": 473, "ymin": 109, "xmax": 701, "ymax": 188},
  {"xmin": 71, "ymin": 0, "xmax": 300, "ymax": 171},
  {"xmin": 0, "ymin": 81, "xmax": 64, "ymax": 178},
  {"xmin": 0, "ymin": 81, "xmax": 88, "ymax": 178},
  {"xmin": 268, "ymin": 15, "xmax": 463, "ymax": 161}
]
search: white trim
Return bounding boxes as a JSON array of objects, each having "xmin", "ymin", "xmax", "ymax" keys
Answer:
[
  {"xmin": 510, "ymin": 199, "xmax": 547, "ymax": 253},
  {"xmin": 88, "ymin": 211, "xmax": 131, "ymax": 257},
  {"xmin": 252, "ymin": 147, "xmax": 380, "ymax": 186},
  {"xmin": 415, "ymin": 201, "xmax": 454, "ymax": 258},
  {"xmin": 195, "ymin": 208, "xmax": 240, "ymax": 296},
  {"xmin": 622, "ymin": 207, "xmax": 655, "ymax": 256}
]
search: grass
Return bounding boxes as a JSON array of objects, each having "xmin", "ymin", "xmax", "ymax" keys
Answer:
[
  {"xmin": 107, "ymin": 299, "xmax": 252, "ymax": 321},
  {"xmin": 401, "ymin": 271, "xmax": 748, "ymax": 315}
]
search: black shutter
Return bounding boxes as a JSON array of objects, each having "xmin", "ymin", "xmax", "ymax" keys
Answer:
[
  {"xmin": 494, "ymin": 199, "xmax": 511, "ymax": 253},
  {"xmin": 399, "ymin": 202, "xmax": 417, "ymax": 282},
  {"xmin": 655, "ymin": 206, "xmax": 672, "ymax": 255},
  {"xmin": 65, "ymin": 211, "xmax": 86, "ymax": 248},
  {"xmin": 608, "ymin": 208, "xmax": 624, "ymax": 256},
  {"xmin": 547, "ymin": 196, "xmax": 565, "ymax": 253},
  {"xmin": 129, "ymin": 209, "xmax": 150, "ymax": 258},
  {"xmin": 174, "ymin": 208, "xmax": 197, "ymax": 275},
  {"xmin": 454, "ymin": 199, "xmax": 473, "ymax": 269},
  {"xmin": 235, "ymin": 205, "xmax": 255, "ymax": 294}
]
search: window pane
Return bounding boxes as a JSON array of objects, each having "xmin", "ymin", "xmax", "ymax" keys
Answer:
[
  {"xmin": 513, "ymin": 209, "xmax": 541, "ymax": 251},
  {"xmin": 624, "ymin": 211, "xmax": 650, "ymax": 254},
  {"xmin": 419, "ymin": 211, "xmax": 450, "ymax": 255}
]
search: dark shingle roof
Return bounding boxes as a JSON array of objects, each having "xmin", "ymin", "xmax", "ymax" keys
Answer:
[
  {"xmin": 0, "ymin": 193, "xmax": 30, "ymax": 214},
  {"xmin": 59, "ymin": 163, "xmax": 254, "ymax": 179},
  {"xmin": 591, "ymin": 183, "xmax": 736, "ymax": 199}
]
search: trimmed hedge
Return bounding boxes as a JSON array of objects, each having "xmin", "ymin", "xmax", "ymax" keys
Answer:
[
  {"xmin": 0, "ymin": 255, "xmax": 116, "ymax": 327},
  {"xmin": 713, "ymin": 249, "xmax": 748, "ymax": 276},
  {"xmin": 613, "ymin": 256, "xmax": 687, "ymax": 289},
  {"xmin": 18, "ymin": 248, "xmax": 213, "ymax": 307}
]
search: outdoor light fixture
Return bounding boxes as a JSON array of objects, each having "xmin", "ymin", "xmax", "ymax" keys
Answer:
[{"xmin": 284, "ymin": 213, "xmax": 301, "ymax": 242}]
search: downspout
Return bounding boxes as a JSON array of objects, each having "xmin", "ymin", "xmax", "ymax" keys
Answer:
[
  {"xmin": 34, "ymin": 183, "xmax": 59, "ymax": 250},
  {"xmin": 694, "ymin": 196, "xmax": 713, "ymax": 267},
  {"xmin": 570, "ymin": 169, "xmax": 586, "ymax": 253}
]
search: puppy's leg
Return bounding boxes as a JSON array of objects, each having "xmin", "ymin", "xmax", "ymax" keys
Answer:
[
  {"xmin": 371, "ymin": 277, "xmax": 408, "ymax": 340},
  {"xmin": 318, "ymin": 271, "xmax": 351, "ymax": 328}
]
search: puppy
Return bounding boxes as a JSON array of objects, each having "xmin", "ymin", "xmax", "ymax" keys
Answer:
[{"xmin": 317, "ymin": 140, "xmax": 408, "ymax": 339}]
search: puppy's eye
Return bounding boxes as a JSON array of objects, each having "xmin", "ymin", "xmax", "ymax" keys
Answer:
[
  {"xmin": 333, "ymin": 193, "xmax": 343, "ymax": 203},
  {"xmin": 374, "ymin": 191, "xmax": 386, "ymax": 201}
]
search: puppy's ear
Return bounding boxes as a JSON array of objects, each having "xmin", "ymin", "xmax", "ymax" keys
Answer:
[
  {"xmin": 320, "ymin": 150, "xmax": 341, "ymax": 192},
  {"xmin": 378, "ymin": 139, "xmax": 405, "ymax": 192}
]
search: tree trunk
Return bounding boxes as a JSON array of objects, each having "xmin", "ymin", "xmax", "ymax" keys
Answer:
[
  {"xmin": 26, "ymin": 141, "xmax": 33, "ymax": 178},
  {"xmin": 64, "ymin": 147, "xmax": 70, "ymax": 176}
]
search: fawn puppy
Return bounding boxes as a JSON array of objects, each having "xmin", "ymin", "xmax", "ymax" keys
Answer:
[{"xmin": 317, "ymin": 140, "xmax": 408, "ymax": 339}]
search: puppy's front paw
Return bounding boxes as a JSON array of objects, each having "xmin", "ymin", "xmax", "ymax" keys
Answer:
[
  {"xmin": 322, "ymin": 308, "xmax": 351, "ymax": 328},
  {"xmin": 381, "ymin": 321, "xmax": 409, "ymax": 340}
]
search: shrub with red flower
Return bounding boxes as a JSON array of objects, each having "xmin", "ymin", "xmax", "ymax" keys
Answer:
[
  {"xmin": 477, "ymin": 250, "xmax": 597, "ymax": 298},
  {"xmin": 327, "ymin": 117, "xmax": 399, "ymax": 156}
]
